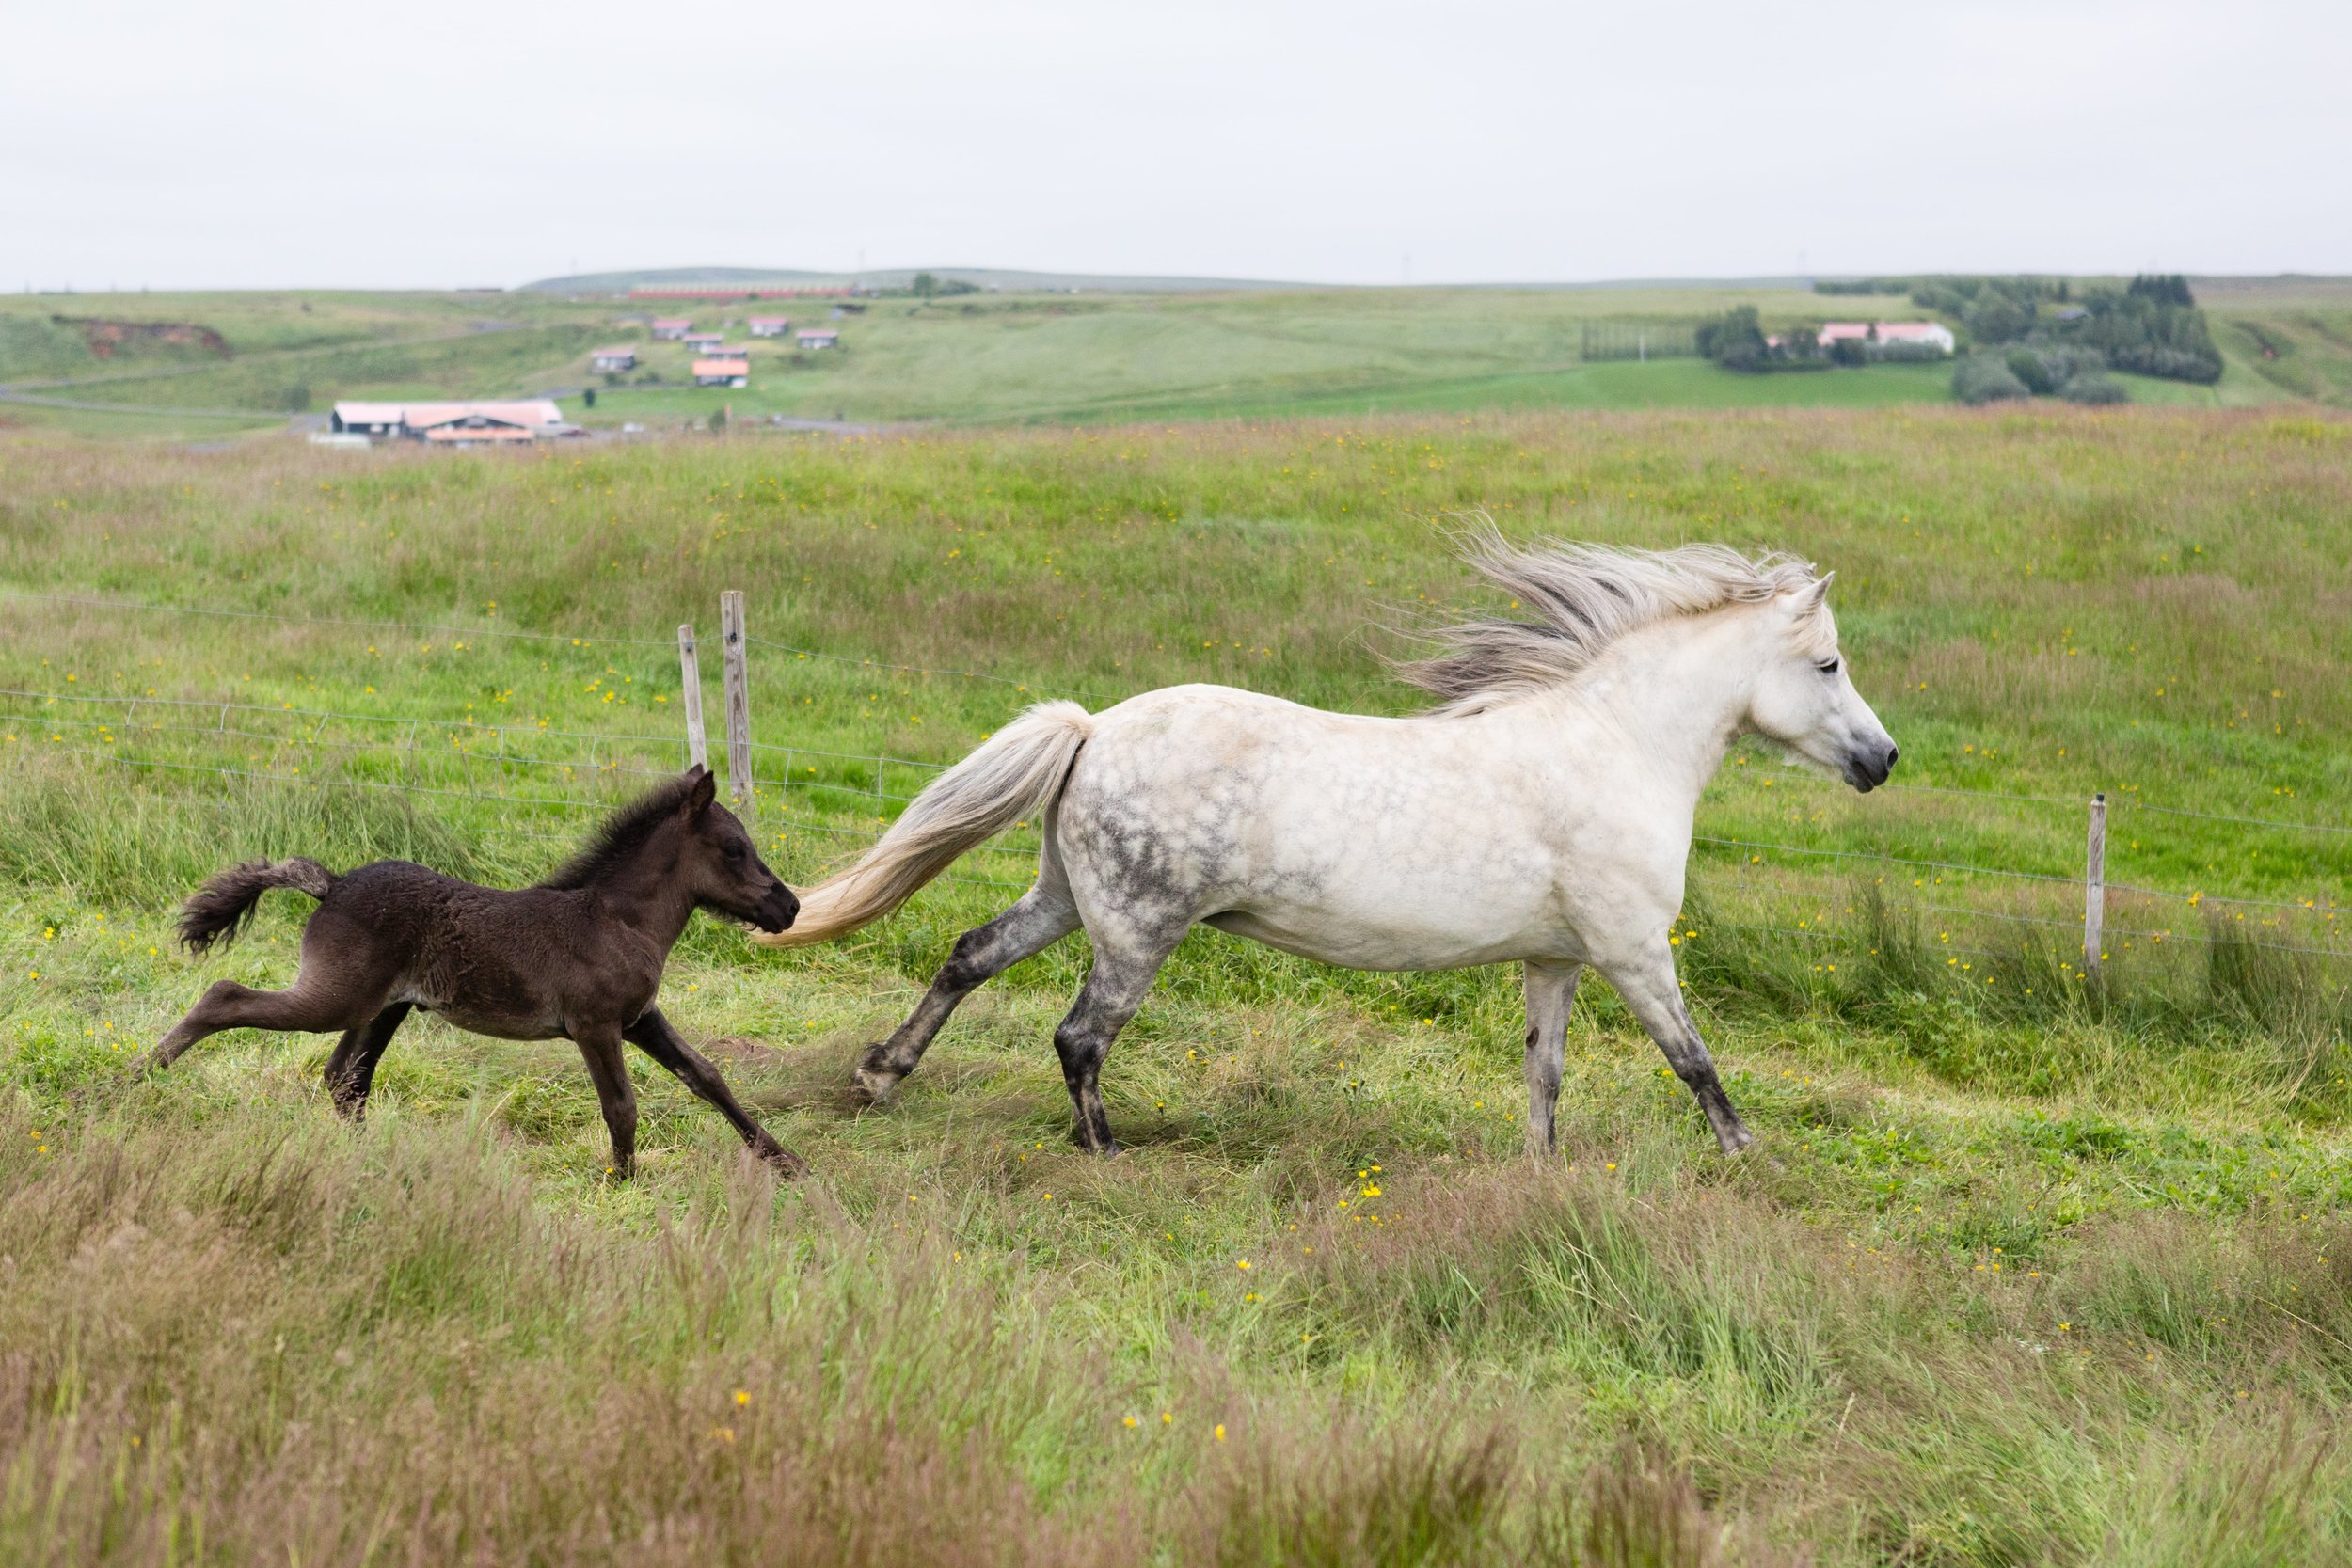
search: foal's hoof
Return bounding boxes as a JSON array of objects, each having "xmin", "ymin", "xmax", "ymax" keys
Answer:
[{"xmin": 754, "ymin": 1137, "xmax": 810, "ymax": 1179}]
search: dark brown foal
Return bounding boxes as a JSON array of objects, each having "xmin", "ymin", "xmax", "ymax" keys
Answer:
[{"xmin": 142, "ymin": 767, "xmax": 805, "ymax": 1178}]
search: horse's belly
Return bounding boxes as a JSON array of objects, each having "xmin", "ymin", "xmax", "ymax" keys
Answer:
[
  {"xmin": 1203, "ymin": 904, "xmax": 1556, "ymax": 973},
  {"xmin": 408, "ymin": 996, "xmax": 567, "ymax": 1041}
]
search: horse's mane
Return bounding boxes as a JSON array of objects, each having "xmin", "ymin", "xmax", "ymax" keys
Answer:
[
  {"xmin": 1399, "ymin": 525, "xmax": 1829, "ymax": 715},
  {"xmin": 536, "ymin": 772, "xmax": 703, "ymax": 889}
]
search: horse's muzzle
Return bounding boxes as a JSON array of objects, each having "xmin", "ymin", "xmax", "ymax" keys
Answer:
[
  {"xmin": 755, "ymin": 884, "xmax": 801, "ymax": 934},
  {"xmin": 1845, "ymin": 741, "xmax": 1899, "ymax": 793}
]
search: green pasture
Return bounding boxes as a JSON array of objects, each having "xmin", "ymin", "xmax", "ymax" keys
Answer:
[
  {"xmin": 0, "ymin": 408, "xmax": 2347, "ymax": 1563},
  {"xmin": 8, "ymin": 279, "xmax": 2347, "ymax": 439}
]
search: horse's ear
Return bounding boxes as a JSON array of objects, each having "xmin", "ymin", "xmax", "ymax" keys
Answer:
[
  {"xmin": 1795, "ymin": 571, "xmax": 1835, "ymax": 611},
  {"xmin": 681, "ymin": 768, "xmax": 718, "ymax": 816}
]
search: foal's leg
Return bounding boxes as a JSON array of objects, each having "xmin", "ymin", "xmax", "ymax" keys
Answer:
[
  {"xmin": 1597, "ymin": 941, "xmax": 1753, "ymax": 1154},
  {"xmin": 854, "ymin": 887, "xmax": 1081, "ymax": 1104},
  {"xmin": 626, "ymin": 1007, "xmax": 806, "ymax": 1177},
  {"xmin": 1051, "ymin": 927, "xmax": 1182, "ymax": 1155},
  {"xmin": 572, "ymin": 1022, "xmax": 639, "ymax": 1178},
  {"xmin": 141, "ymin": 977, "xmax": 374, "ymax": 1075},
  {"xmin": 322, "ymin": 1002, "xmax": 414, "ymax": 1120},
  {"xmin": 1522, "ymin": 959, "xmax": 1582, "ymax": 1157}
]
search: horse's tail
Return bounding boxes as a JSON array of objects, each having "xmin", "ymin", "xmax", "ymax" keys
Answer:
[
  {"xmin": 178, "ymin": 858, "xmax": 338, "ymax": 956},
  {"xmin": 755, "ymin": 701, "xmax": 1091, "ymax": 948}
]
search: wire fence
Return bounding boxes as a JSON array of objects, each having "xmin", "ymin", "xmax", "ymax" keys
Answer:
[{"xmin": 4, "ymin": 587, "xmax": 2345, "ymax": 974}]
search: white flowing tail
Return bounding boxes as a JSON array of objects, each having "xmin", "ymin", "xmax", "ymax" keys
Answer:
[{"xmin": 754, "ymin": 701, "xmax": 1091, "ymax": 947}]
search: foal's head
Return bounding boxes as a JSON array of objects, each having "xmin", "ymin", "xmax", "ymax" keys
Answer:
[
  {"xmin": 1743, "ymin": 575, "xmax": 1900, "ymax": 793},
  {"xmin": 671, "ymin": 768, "xmax": 800, "ymax": 932},
  {"xmin": 545, "ymin": 768, "xmax": 799, "ymax": 933}
]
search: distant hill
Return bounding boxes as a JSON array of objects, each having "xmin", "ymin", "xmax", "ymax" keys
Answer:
[
  {"xmin": 518, "ymin": 265, "xmax": 1303, "ymax": 294},
  {"xmin": 521, "ymin": 265, "xmax": 1863, "ymax": 296}
]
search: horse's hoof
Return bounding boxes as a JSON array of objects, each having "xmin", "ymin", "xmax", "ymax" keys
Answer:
[
  {"xmin": 850, "ymin": 1064, "xmax": 901, "ymax": 1106},
  {"xmin": 755, "ymin": 1139, "xmax": 810, "ymax": 1179}
]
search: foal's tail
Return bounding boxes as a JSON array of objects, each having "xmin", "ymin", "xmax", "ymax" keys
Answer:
[
  {"xmin": 178, "ymin": 858, "xmax": 338, "ymax": 955},
  {"xmin": 755, "ymin": 701, "xmax": 1091, "ymax": 948}
]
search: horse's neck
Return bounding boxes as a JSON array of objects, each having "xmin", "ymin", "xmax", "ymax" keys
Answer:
[
  {"xmin": 592, "ymin": 833, "xmax": 698, "ymax": 948},
  {"xmin": 1550, "ymin": 609, "xmax": 1762, "ymax": 802}
]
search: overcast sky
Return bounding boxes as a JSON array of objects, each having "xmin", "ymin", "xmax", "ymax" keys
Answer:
[{"xmin": 5, "ymin": 0, "xmax": 2344, "ymax": 291}]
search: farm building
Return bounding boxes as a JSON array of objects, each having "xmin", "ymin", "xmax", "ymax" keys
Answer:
[
  {"xmin": 1817, "ymin": 321, "xmax": 1956, "ymax": 355},
  {"xmin": 590, "ymin": 346, "xmax": 637, "ymax": 372},
  {"xmin": 650, "ymin": 318, "xmax": 691, "ymax": 341},
  {"xmin": 681, "ymin": 332, "xmax": 723, "ymax": 352},
  {"xmin": 701, "ymin": 344, "xmax": 750, "ymax": 365},
  {"xmin": 748, "ymin": 315, "xmax": 792, "ymax": 337},
  {"xmin": 692, "ymin": 359, "xmax": 750, "ymax": 388},
  {"xmin": 328, "ymin": 400, "xmax": 574, "ymax": 444},
  {"xmin": 797, "ymin": 329, "xmax": 839, "ymax": 350}
]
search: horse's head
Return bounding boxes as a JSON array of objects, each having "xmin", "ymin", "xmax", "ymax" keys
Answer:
[
  {"xmin": 675, "ymin": 768, "xmax": 800, "ymax": 932},
  {"xmin": 1744, "ymin": 575, "xmax": 1899, "ymax": 792}
]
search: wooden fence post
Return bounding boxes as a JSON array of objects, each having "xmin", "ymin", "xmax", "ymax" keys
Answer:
[
  {"xmin": 2084, "ymin": 792, "xmax": 2106, "ymax": 974},
  {"xmin": 720, "ymin": 591, "xmax": 753, "ymax": 816},
  {"xmin": 676, "ymin": 624, "xmax": 707, "ymax": 771}
]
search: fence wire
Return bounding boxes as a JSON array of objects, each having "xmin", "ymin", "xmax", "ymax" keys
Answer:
[{"xmin": 3, "ymin": 590, "xmax": 2344, "ymax": 965}]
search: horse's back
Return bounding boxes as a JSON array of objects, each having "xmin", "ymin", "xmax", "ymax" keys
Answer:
[{"xmin": 1058, "ymin": 684, "xmax": 1580, "ymax": 968}]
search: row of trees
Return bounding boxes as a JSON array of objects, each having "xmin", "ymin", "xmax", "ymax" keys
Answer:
[
  {"xmin": 1815, "ymin": 275, "xmax": 2221, "ymax": 383},
  {"xmin": 1693, "ymin": 308, "xmax": 1942, "ymax": 372}
]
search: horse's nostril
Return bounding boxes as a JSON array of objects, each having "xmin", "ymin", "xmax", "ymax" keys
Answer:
[{"xmin": 1885, "ymin": 745, "xmax": 1900, "ymax": 769}]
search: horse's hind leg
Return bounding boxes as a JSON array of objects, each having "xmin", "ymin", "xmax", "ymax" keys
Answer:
[
  {"xmin": 1051, "ymin": 927, "xmax": 1181, "ymax": 1156},
  {"xmin": 854, "ymin": 887, "xmax": 1081, "ymax": 1104},
  {"xmin": 1522, "ymin": 960, "xmax": 1582, "ymax": 1157},
  {"xmin": 141, "ymin": 978, "xmax": 376, "ymax": 1075},
  {"xmin": 1597, "ymin": 941, "xmax": 1753, "ymax": 1154},
  {"xmin": 323, "ymin": 1003, "xmax": 413, "ymax": 1120}
]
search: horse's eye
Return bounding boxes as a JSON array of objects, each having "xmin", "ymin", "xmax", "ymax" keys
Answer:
[
  {"xmin": 723, "ymin": 842, "xmax": 746, "ymax": 861},
  {"xmin": 1817, "ymin": 657, "xmax": 1841, "ymax": 674}
]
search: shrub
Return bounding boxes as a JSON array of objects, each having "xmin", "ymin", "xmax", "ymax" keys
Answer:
[
  {"xmin": 2060, "ymin": 373, "xmax": 2129, "ymax": 404},
  {"xmin": 2006, "ymin": 348, "xmax": 2059, "ymax": 395},
  {"xmin": 1953, "ymin": 355, "xmax": 2029, "ymax": 405}
]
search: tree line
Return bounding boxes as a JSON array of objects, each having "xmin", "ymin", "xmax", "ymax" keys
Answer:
[{"xmin": 1815, "ymin": 275, "xmax": 2222, "ymax": 384}]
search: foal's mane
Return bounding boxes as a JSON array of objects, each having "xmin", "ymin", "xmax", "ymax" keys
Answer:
[
  {"xmin": 536, "ymin": 773, "xmax": 703, "ymax": 889},
  {"xmin": 1400, "ymin": 525, "xmax": 1829, "ymax": 714}
]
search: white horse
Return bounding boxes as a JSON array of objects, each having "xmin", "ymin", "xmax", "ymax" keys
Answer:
[{"xmin": 758, "ymin": 534, "xmax": 1899, "ymax": 1156}]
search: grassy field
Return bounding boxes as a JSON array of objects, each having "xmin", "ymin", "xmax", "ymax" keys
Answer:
[
  {"xmin": 7, "ymin": 278, "xmax": 2347, "ymax": 437},
  {"xmin": 1, "ymin": 406, "xmax": 2348, "ymax": 1563}
]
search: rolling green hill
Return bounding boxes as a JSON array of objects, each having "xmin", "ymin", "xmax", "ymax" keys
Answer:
[{"xmin": 4, "ymin": 277, "xmax": 2348, "ymax": 438}]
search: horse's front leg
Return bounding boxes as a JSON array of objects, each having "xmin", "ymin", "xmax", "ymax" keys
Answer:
[
  {"xmin": 625, "ymin": 1006, "xmax": 806, "ymax": 1177},
  {"xmin": 1597, "ymin": 941, "xmax": 1754, "ymax": 1155},
  {"xmin": 1522, "ymin": 959, "xmax": 1582, "ymax": 1157},
  {"xmin": 572, "ymin": 1022, "xmax": 639, "ymax": 1178}
]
